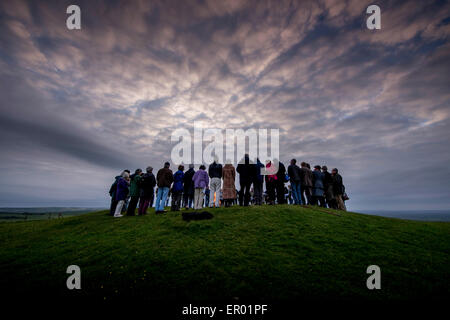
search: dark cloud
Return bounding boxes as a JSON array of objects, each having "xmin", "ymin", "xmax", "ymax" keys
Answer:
[{"xmin": 0, "ymin": 0, "xmax": 449, "ymax": 209}]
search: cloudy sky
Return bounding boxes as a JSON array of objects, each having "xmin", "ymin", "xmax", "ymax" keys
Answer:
[{"xmin": 0, "ymin": 0, "xmax": 449, "ymax": 210}]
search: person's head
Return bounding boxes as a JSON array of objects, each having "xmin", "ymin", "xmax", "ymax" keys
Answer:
[
  {"xmin": 146, "ymin": 166, "xmax": 153, "ymax": 173},
  {"xmin": 164, "ymin": 162, "xmax": 170, "ymax": 168},
  {"xmin": 178, "ymin": 165, "xmax": 184, "ymax": 171},
  {"xmin": 314, "ymin": 165, "xmax": 321, "ymax": 171},
  {"xmin": 189, "ymin": 163, "xmax": 194, "ymax": 169},
  {"xmin": 135, "ymin": 168, "xmax": 142, "ymax": 175},
  {"xmin": 306, "ymin": 163, "xmax": 311, "ymax": 169},
  {"xmin": 321, "ymin": 165, "xmax": 328, "ymax": 172},
  {"xmin": 300, "ymin": 162, "xmax": 306, "ymax": 167},
  {"xmin": 225, "ymin": 158, "xmax": 232, "ymax": 165},
  {"xmin": 290, "ymin": 159, "xmax": 297, "ymax": 165},
  {"xmin": 332, "ymin": 168, "xmax": 338, "ymax": 175},
  {"xmin": 199, "ymin": 164, "xmax": 206, "ymax": 170},
  {"xmin": 121, "ymin": 171, "xmax": 130, "ymax": 179},
  {"xmin": 124, "ymin": 169, "xmax": 131, "ymax": 174}
]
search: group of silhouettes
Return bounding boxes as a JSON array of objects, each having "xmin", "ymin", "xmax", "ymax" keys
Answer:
[{"xmin": 108, "ymin": 154, "xmax": 348, "ymax": 218}]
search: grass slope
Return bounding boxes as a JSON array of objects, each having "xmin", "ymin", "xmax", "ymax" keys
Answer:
[{"xmin": 0, "ymin": 205, "xmax": 449, "ymax": 301}]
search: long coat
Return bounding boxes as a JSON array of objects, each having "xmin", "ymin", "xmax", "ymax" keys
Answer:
[
  {"xmin": 222, "ymin": 164, "xmax": 236, "ymax": 200},
  {"xmin": 312, "ymin": 170, "xmax": 324, "ymax": 197}
]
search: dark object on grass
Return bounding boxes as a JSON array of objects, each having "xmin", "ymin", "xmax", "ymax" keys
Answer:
[{"xmin": 182, "ymin": 211, "xmax": 213, "ymax": 222}]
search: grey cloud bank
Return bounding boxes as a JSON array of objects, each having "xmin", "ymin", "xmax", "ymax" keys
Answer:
[{"xmin": 0, "ymin": 0, "xmax": 449, "ymax": 210}]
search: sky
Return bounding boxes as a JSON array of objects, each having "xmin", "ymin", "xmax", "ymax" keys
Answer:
[{"xmin": 0, "ymin": 0, "xmax": 449, "ymax": 210}]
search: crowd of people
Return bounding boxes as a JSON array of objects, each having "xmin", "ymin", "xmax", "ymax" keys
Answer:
[{"xmin": 108, "ymin": 155, "xmax": 348, "ymax": 218}]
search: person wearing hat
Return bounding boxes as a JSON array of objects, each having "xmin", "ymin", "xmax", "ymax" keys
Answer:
[
  {"xmin": 331, "ymin": 168, "xmax": 346, "ymax": 211},
  {"xmin": 138, "ymin": 166, "xmax": 156, "ymax": 215}
]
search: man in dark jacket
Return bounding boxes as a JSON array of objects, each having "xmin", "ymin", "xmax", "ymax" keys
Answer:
[
  {"xmin": 253, "ymin": 158, "xmax": 265, "ymax": 205},
  {"xmin": 208, "ymin": 157, "xmax": 222, "ymax": 208},
  {"xmin": 322, "ymin": 166, "xmax": 333, "ymax": 208},
  {"xmin": 275, "ymin": 159, "xmax": 286, "ymax": 204},
  {"xmin": 127, "ymin": 168, "xmax": 142, "ymax": 216},
  {"xmin": 236, "ymin": 154, "xmax": 256, "ymax": 206},
  {"xmin": 331, "ymin": 168, "xmax": 346, "ymax": 211},
  {"xmin": 183, "ymin": 164, "xmax": 195, "ymax": 209},
  {"xmin": 155, "ymin": 162, "xmax": 174, "ymax": 213},
  {"xmin": 138, "ymin": 166, "xmax": 156, "ymax": 215},
  {"xmin": 299, "ymin": 162, "xmax": 313, "ymax": 205},
  {"xmin": 288, "ymin": 159, "xmax": 302, "ymax": 205}
]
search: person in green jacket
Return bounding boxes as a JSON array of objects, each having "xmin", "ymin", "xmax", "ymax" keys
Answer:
[{"xmin": 127, "ymin": 169, "xmax": 143, "ymax": 216}]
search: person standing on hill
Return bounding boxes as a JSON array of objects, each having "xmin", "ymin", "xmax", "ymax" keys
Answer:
[
  {"xmin": 108, "ymin": 170, "xmax": 128, "ymax": 216},
  {"xmin": 312, "ymin": 165, "xmax": 325, "ymax": 207},
  {"xmin": 114, "ymin": 171, "xmax": 130, "ymax": 218},
  {"xmin": 300, "ymin": 162, "xmax": 313, "ymax": 205},
  {"xmin": 171, "ymin": 165, "xmax": 184, "ymax": 211},
  {"xmin": 274, "ymin": 159, "xmax": 286, "ymax": 204},
  {"xmin": 192, "ymin": 165, "xmax": 209, "ymax": 209},
  {"xmin": 265, "ymin": 160, "xmax": 277, "ymax": 205},
  {"xmin": 321, "ymin": 166, "xmax": 333, "ymax": 208},
  {"xmin": 183, "ymin": 164, "xmax": 195, "ymax": 209},
  {"xmin": 155, "ymin": 162, "xmax": 174, "ymax": 214},
  {"xmin": 288, "ymin": 159, "xmax": 302, "ymax": 205},
  {"xmin": 127, "ymin": 169, "xmax": 142, "ymax": 216},
  {"xmin": 236, "ymin": 154, "xmax": 256, "ymax": 206},
  {"xmin": 331, "ymin": 168, "xmax": 347, "ymax": 211},
  {"xmin": 208, "ymin": 157, "xmax": 222, "ymax": 208},
  {"xmin": 138, "ymin": 166, "xmax": 156, "ymax": 215},
  {"xmin": 253, "ymin": 158, "xmax": 265, "ymax": 205},
  {"xmin": 222, "ymin": 160, "xmax": 236, "ymax": 207}
]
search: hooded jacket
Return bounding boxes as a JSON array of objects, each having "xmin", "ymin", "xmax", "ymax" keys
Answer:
[{"xmin": 192, "ymin": 169, "xmax": 209, "ymax": 188}]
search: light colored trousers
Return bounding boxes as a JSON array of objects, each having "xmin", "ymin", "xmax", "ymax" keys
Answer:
[
  {"xmin": 114, "ymin": 200, "xmax": 125, "ymax": 216},
  {"xmin": 335, "ymin": 195, "xmax": 347, "ymax": 211},
  {"xmin": 194, "ymin": 188, "xmax": 204, "ymax": 209},
  {"xmin": 155, "ymin": 187, "xmax": 169, "ymax": 211},
  {"xmin": 209, "ymin": 177, "xmax": 221, "ymax": 207}
]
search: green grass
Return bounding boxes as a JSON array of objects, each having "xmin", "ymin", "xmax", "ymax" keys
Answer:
[{"xmin": 0, "ymin": 205, "xmax": 449, "ymax": 301}]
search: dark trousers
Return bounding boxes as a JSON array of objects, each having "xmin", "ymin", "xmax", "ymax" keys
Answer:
[
  {"xmin": 138, "ymin": 195, "xmax": 153, "ymax": 215},
  {"xmin": 253, "ymin": 180, "xmax": 263, "ymax": 205},
  {"xmin": 276, "ymin": 183, "xmax": 285, "ymax": 204},
  {"xmin": 311, "ymin": 196, "xmax": 326, "ymax": 207},
  {"xmin": 171, "ymin": 191, "xmax": 183, "ymax": 211},
  {"xmin": 183, "ymin": 192, "xmax": 194, "ymax": 208},
  {"xmin": 127, "ymin": 196, "xmax": 139, "ymax": 216},
  {"xmin": 239, "ymin": 181, "xmax": 252, "ymax": 206},
  {"xmin": 109, "ymin": 198, "xmax": 118, "ymax": 216},
  {"xmin": 266, "ymin": 181, "xmax": 276, "ymax": 204}
]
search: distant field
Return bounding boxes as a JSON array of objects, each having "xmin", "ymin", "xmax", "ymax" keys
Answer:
[
  {"xmin": 0, "ymin": 205, "xmax": 449, "ymax": 302},
  {"xmin": 0, "ymin": 207, "xmax": 103, "ymax": 222}
]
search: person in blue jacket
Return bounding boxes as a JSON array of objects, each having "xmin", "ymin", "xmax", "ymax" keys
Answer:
[{"xmin": 171, "ymin": 165, "xmax": 184, "ymax": 211}]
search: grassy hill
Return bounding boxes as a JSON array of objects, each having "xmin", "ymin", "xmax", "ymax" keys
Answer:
[{"xmin": 0, "ymin": 205, "xmax": 449, "ymax": 302}]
